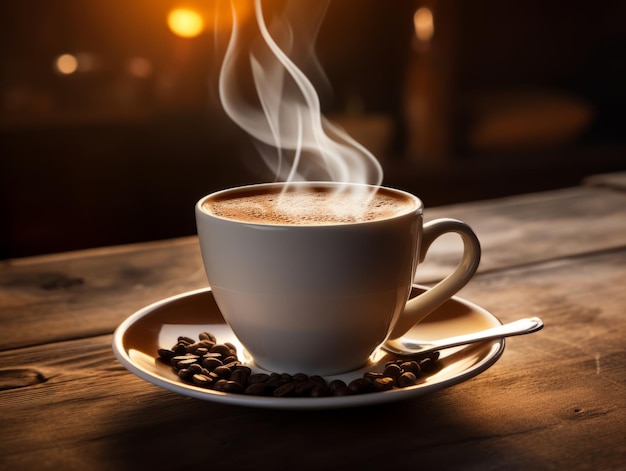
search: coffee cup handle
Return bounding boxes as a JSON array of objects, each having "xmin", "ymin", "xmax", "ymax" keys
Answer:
[{"xmin": 388, "ymin": 218, "xmax": 481, "ymax": 340}]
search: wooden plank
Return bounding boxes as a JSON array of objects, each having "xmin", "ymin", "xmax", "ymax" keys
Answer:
[
  {"xmin": 2, "ymin": 186, "xmax": 626, "ymax": 352},
  {"xmin": 417, "ymin": 186, "xmax": 626, "ymax": 282},
  {"xmin": 0, "ymin": 249, "xmax": 624, "ymax": 470},
  {"xmin": 0, "ymin": 240, "xmax": 207, "ymax": 351}
]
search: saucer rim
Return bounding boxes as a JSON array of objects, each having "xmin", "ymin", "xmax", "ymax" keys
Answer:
[{"xmin": 112, "ymin": 285, "xmax": 505, "ymax": 410}]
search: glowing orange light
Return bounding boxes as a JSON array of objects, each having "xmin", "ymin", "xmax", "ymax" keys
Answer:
[
  {"xmin": 166, "ymin": 3, "xmax": 253, "ymax": 36},
  {"xmin": 167, "ymin": 8, "xmax": 205, "ymax": 38},
  {"xmin": 55, "ymin": 54, "xmax": 78, "ymax": 75},
  {"xmin": 413, "ymin": 7, "xmax": 434, "ymax": 42}
]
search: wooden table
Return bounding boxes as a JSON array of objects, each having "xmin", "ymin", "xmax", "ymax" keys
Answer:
[{"xmin": 2, "ymin": 173, "xmax": 625, "ymax": 470}]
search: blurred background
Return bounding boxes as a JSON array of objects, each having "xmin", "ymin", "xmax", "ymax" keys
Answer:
[{"xmin": 1, "ymin": 0, "xmax": 625, "ymax": 259}]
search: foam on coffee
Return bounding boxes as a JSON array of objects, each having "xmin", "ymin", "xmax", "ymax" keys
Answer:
[{"xmin": 204, "ymin": 187, "xmax": 417, "ymax": 225}]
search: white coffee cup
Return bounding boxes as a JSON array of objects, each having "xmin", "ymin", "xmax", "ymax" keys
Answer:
[{"xmin": 196, "ymin": 182, "xmax": 480, "ymax": 375}]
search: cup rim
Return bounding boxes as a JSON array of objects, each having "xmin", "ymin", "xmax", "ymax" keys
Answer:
[{"xmin": 196, "ymin": 181, "xmax": 423, "ymax": 227}]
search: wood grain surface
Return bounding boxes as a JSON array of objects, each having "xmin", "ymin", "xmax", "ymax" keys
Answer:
[{"xmin": 1, "ymin": 183, "xmax": 625, "ymax": 470}]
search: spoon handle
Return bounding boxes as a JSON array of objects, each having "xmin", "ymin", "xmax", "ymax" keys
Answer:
[{"xmin": 394, "ymin": 317, "xmax": 544, "ymax": 354}]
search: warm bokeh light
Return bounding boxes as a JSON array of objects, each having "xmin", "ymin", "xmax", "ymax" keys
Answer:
[
  {"xmin": 167, "ymin": 8, "xmax": 205, "ymax": 38},
  {"xmin": 55, "ymin": 54, "xmax": 78, "ymax": 75},
  {"xmin": 128, "ymin": 57, "xmax": 153, "ymax": 78},
  {"xmin": 166, "ymin": 3, "xmax": 254, "ymax": 36},
  {"xmin": 413, "ymin": 7, "xmax": 434, "ymax": 42}
]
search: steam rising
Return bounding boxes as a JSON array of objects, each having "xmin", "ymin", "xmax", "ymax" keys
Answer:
[{"xmin": 219, "ymin": 0, "xmax": 383, "ymax": 194}]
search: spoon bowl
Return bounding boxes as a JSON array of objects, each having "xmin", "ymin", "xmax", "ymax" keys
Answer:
[{"xmin": 383, "ymin": 316, "xmax": 544, "ymax": 357}]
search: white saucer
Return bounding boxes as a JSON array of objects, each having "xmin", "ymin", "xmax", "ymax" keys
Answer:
[{"xmin": 112, "ymin": 285, "xmax": 505, "ymax": 410}]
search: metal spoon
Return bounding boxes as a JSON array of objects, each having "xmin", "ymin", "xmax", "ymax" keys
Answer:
[{"xmin": 382, "ymin": 316, "xmax": 544, "ymax": 357}]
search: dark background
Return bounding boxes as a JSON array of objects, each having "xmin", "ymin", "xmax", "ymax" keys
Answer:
[{"xmin": 1, "ymin": 0, "xmax": 625, "ymax": 259}]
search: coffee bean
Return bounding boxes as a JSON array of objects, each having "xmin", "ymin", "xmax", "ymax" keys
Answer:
[
  {"xmin": 234, "ymin": 365, "xmax": 252, "ymax": 375},
  {"xmin": 203, "ymin": 352, "xmax": 223, "ymax": 360},
  {"xmin": 332, "ymin": 386, "xmax": 353, "ymax": 396},
  {"xmin": 210, "ymin": 344, "xmax": 233, "ymax": 357},
  {"xmin": 177, "ymin": 336, "xmax": 195, "ymax": 345},
  {"xmin": 348, "ymin": 378, "xmax": 372, "ymax": 394},
  {"xmin": 428, "ymin": 351, "xmax": 440, "ymax": 362},
  {"xmin": 199, "ymin": 339, "xmax": 217, "ymax": 348},
  {"xmin": 267, "ymin": 373, "xmax": 286, "ymax": 388},
  {"xmin": 248, "ymin": 373, "xmax": 270, "ymax": 384},
  {"xmin": 309, "ymin": 375, "xmax": 327, "ymax": 386},
  {"xmin": 363, "ymin": 371, "xmax": 384, "ymax": 382},
  {"xmin": 213, "ymin": 366, "xmax": 232, "ymax": 379},
  {"xmin": 223, "ymin": 360, "xmax": 242, "ymax": 370},
  {"xmin": 158, "ymin": 330, "xmax": 440, "ymax": 398},
  {"xmin": 185, "ymin": 342, "xmax": 202, "ymax": 352},
  {"xmin": 192, "ymin": 373, "xmax": 212, "ymax": 387},
  {"xmin": 204, "ymin": 371, "xmax": 218, "ymax": 381},
  {"xmin": 212, "ymin": 379, "xmax": 229, "ymax": 391},
  {"xmin": 329, "ymin": 379, "xmax": 348, "ymax": 391},
  {"xmin": 175, "ymin": 358, "xmax": 200, "ymax": 368},
  {"xmin": 273, "ymin": 382, "xmax": 295, "ymax": 397},
  {"xmin": 199, "ymin": 332, "xmax": 216, "ymax": 343},
  {"xmin": 267, "ymin": 378, "xmax": 283, "ymax": 389},
  {"xmin": 294, "ymin": 380, "xmax": 316, "ymax": 396},
  {"xmin": 400, "ymin": 361, "xmax": 421, "ymax": 375},
  {"xmin": 309, "ymin": 384, "xmax": 331, "ymax": 397},
  {"xmin": 398, "ymin": 372, "xmax": 417, "ymax": 388},
  {"xmin": 418, "ymin": 357, "xmax": 436, "ymax": 372},
  {"xmin": 383, "ymin": 363, "xmax": 402, "ymax": 379},
  {"xmin": 230, "ymin": 367, "xmax": 251, "ymax": 387},
  {"xmin": 202, "ymin": 357, "xmax": 223, "ymax": 370},
  {"xmin": 171, "ymin": 354, "xmax": 198, "ymax": 363},
  {"xmin": 172, "ymin": 343, "xmax": 188, "ymax": 354},
  {"xmin": 222, "ymin": 381, "xmax": 244, "ymax": 394},
  {"xmin": 224, "ymin": 342, "xmax": 238, "ymax": 353},
  {"xmin": 372, "ymin": 377, "xmax": 394, "ymax": 391},
  {"xmin": 245, "ymin": 382, "xmax": 271, "ymax": 396},
  {"xmin": 292, "ymin": 373, "xmax": 309, "ymax": 383},
  {"xmin": 222, "ymin": 355, "xmax": 239, "ymax": 364},
  {"xmin": 187, "ymin": 363, "xmax": 203, "ymax": 374},
  {"xmin": 177, "ymin": 368, "xmax": 192, "ymax": 379},
  {"xmin": 157, "ymin": 348, "xmax": 176, "ymax": 361}
]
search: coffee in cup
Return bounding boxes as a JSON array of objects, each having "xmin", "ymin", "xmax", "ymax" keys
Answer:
[{"xmin": 203, "ymin": 185, "xmax": 415, "ymax": 225}]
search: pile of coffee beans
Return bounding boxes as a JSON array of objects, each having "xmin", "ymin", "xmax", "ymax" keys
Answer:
[{"xmin": 157, "ymin": 332, "xmax": 440, "ymax": 398}]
